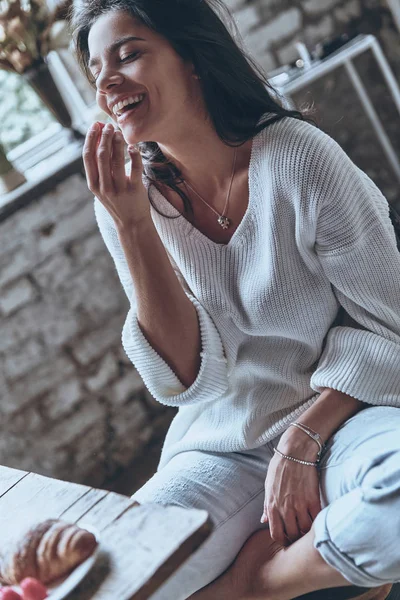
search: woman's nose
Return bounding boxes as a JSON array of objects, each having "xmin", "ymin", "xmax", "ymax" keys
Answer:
[{"xmin": 96, "ymin": 69, "xmax": 124, "ymax": 92}]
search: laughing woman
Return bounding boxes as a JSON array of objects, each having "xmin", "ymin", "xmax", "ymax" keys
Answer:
[{"xmin": 70, "ymin": 1, "xmax": 400, "ymax": 598}]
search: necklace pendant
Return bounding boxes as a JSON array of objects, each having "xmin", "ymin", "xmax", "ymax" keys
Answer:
[{"xmin": 218, "ymin": 215, "xmax": 230, "ymax": 229}]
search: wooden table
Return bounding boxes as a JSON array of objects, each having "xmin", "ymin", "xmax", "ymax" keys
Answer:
[{"xmin": 0, "ymin": 466, "xmax": 212, "ymax": 599}]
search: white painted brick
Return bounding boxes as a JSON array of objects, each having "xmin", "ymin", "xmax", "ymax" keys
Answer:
[
  {"xmin": 335, "ymin": 0, "xmax": 361, "ymax": 23},
  {"xmin": 303, "ymin": 14, "xmax": 335, "ymax": 46},
  {"xmin": 303, "ymin": 0, "xmax": 341, "ymax": 16},
  {"xmin": 70, "ymin": 422, "xmax": 106, "ymax": 464},
  {"xmin": 246, "ymin": 8, "xmax": 302, "ymax": 53},
  {"xmin": 5, "ymin": 405, "xmax": 43, "ymax": 434},
  {"xmin": 0, "ymin": 177, "xmax": 92, "ymax": 255},
  {"xmin": 71, "ymin": 314, "xmax": 125, "ymax": 365},
  {"xmin": 0, "ymin": 314, "xmax": 27, "ymax": 353},
  {"xmin": 244, "ymin": 27, "xmax": 269, "ymax": 58},
  {"xmin": 0, "ymin": 373, "xmax": 10, "ymax": 398},
  {"xmin": 111, "ymin": 399, "xmax": 148, "ymax": 435},
  {"xmin": 22, "ymin": 175, "xmax": 92, "ymax": 231},
  {"xmin": 0, "ymin": 278, "xmax": 37, "ymax": 317},
  {"xmin": 85, "ymin": 352, "xmax": 119, "ymax": 392},
  {"xmin": 29, "ymin": 449, "xmax": 72, "ymax": 479},
  {"xmin": 235, "ymin": 5, "xmax": 259, "ymax": 36},
  {"xmin": 0, "ymin": 166, "xmax": 173, "ymax": 485},
  {"xmin": 44, "ymin": 307, "xmax": 82, "ymax": 349},
  {"xmin": 3, "ymin": 357, "xmax": 75, "ymax": 415},
  {"xmin": 68, "ymin": 232, "xmax": 105, "ymax": 268},
  {"xmin": 43, "ymin": 378, "xmax": 83, "ymax": 420},
  {"xmin": 0, "ymin": 216, "xmax": 26, "ymax": 255},
  {"xmin": 82, "ymin": 282, "xmax": 126, "ymax": 325},
  {"xmin": 110, "ymin": 400, "xmax": 150, "ymax": 467},
  {"xmin": 59, "ymin": 255, "xmax": 124, "ymax": 318},
  {"xmin": 111, "ymin": 369, "xmax": 145, "ymax": 405},
  {"xmin": 36, "ymin": 202, "xmax": 96, "ymax": 257},
  {"xmin": 0, "ymin": 297, "xmax": 79, "ymax": 354},
  {"xmin": 0, "ymin": 433, "xmax": 27, "ymax": 460},
  {"xmin": 4, "ymin": 337, "xmax": 47, "ymax": 381},
  {"xmin": 0, "ymin": 246, "xmax": 36, "ymax": 288},
  {"xmin": 33, "ymin": 252, "xmax": 74, "ymax": 291},
  {"xmin": 43, "ymin": 398, "xmax": 106, "ymax": 449}
]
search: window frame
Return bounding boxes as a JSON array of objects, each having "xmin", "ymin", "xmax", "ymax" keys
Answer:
[{"xmin": 3, "ymin": 49, "xmax": 100, "ymax": 173}]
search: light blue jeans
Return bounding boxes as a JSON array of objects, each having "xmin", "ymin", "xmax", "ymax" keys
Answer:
[{"xmin": 131, "ymin": 406, "xmax": 400, "ymax": 599}]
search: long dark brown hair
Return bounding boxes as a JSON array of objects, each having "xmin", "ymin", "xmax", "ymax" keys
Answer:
[{"xmin": 70, "ymin": 0, "xmax": 312, "ymax": 218}]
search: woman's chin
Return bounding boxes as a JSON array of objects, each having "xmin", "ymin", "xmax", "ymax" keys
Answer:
[{"xmin": 122, "ymin": 128, "xmax": 149, "ymax": 148}]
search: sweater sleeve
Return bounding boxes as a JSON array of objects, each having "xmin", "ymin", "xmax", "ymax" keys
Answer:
[
  {"xmin": 308, "ymin": 133, "xmax": 400, "ymax": 405},
  {"xmin": 93, "ymin": 198, "xmax": 229, "ymax": 406}
]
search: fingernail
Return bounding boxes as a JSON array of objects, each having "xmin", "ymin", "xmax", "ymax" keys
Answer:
[
  {"xmin": 260, "ymin": 514, "xmax": 267, "ymax": 524},
  {"xmin": 91, "ymin": 122, "xmax": 99, "ymax": 131}
]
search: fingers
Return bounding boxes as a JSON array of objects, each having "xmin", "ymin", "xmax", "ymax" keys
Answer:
[
  {"xmin": 97, "ymin": 123, "xmax": 115, "ymax": 194},
  {"xmin": 281, "ymin": 508, "xmax": 300, "ymax": 543},
  {"xmin": 308, "ymin": 498, "xmax": 322, "ymax": 522},
  {"xmin": 267, "ymin": 506, "xmax": 288, "ymax": 547},
  {"xmin": 83, "ymin": 122, "xmax": 102, "ymax": 192},
  {"xmin": 128, "ymin": 145, "xmax": 144, "ymax": 185},
  {"xmin": 296, "ymin": 510, "xmax": 313, "ymax": 536},
  {"xmin": 111, "ymin": 129, "xmax": 126, "ymax": 190}
]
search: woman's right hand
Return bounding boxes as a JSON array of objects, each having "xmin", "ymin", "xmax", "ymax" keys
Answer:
[{"xmin": 83, "ymin": 121, "xmax": 151, "ymax": 230}]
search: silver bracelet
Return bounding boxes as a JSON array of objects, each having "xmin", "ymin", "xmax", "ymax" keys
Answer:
[
  {"xmin": 289, "ymin": 422, "xmax": 325, "ymax": 461},
  {"xmin": 273, "ymin": 447, "xmax": 318, "ymax": 467}
]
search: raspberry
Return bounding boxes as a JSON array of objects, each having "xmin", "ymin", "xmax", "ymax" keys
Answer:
[
  {"xmin": 0, "ymin": 588, "xmax": 23, "ymax": 600},
  {"xmin": 19, "ymin": 579, "xmax": 48, "ymax": 600}
]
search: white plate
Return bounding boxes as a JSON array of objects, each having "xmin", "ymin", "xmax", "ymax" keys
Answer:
[{"xmin": 11, "ymin": 524, "xmax": 100, "ymax": 600}]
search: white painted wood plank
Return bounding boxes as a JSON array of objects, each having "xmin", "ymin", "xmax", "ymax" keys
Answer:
[{"xmin": 73, "ymin": 504, "xmax": 212, "ymax": 600}]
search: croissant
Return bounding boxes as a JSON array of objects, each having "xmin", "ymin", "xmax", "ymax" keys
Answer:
[{"xmin": 0, "ymin": 519, "xmax": 97, "ymax": 585}]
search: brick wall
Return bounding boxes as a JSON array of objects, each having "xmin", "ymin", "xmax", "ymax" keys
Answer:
[
  {"xmin": 1, "ymin": 0, "xmax": 399, "ymax": 491},
  {"xmin": 0, "ymin": 174, "xmax": 175, "ymax": 487},
  {"xmin": 229, "ymin": 0, "xmax": 400, "ymax": 208},
  {"xmin": 227, "ymin": 0, "xmax": 365, "ymax": 74}
]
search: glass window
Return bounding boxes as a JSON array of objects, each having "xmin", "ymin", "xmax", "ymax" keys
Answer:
[{"xmin": 0, "ymin": 70, "xmax": 56, "ymax": 152}]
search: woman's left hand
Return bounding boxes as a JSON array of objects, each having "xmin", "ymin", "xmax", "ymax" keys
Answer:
[{"xmin": 262, "ymin": 446, "xmax": 322, "ymax": 546}]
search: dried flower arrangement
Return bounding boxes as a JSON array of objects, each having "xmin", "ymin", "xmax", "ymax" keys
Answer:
[{"xmin": 0, "ymin": 0, "xmax": 71, "ymax": 74}]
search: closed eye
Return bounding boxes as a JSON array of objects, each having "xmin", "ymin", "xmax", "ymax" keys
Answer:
[
  {"xmin": 120, "ymin": 51, "xmax": 140, "ymax": 62},
  {"xmin": 90, "ymin": 52, "xmax": 140, "ymax": 86}
]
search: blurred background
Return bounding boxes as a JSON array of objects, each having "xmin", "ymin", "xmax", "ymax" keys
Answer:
[{"xmin": 0, "ymin": 0, "xmax": 399, "ymax": 497}]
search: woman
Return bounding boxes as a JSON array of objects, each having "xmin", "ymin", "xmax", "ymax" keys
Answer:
[{"xmin": 71, "ymin": 0, "xmax": 400, "ymax": 598}]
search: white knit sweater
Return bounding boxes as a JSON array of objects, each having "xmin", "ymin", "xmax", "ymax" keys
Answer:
[{"xmin": 94, "ymin": 116, "xmax": 400, "ymax": 469}]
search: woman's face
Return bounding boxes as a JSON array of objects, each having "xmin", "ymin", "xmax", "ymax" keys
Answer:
[{"xmin": 87, "ymin": 10, "xmax": 201, "ymax": 146}]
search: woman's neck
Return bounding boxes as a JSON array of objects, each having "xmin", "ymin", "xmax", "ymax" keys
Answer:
[{"xmin": 157, "ymin": 121, "xmax": 251, "ymax": 197}]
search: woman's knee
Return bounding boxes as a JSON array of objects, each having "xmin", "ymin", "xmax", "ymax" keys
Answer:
[{"xmin": 361, "ymin": 449, "xmax": 400, "ymax": 503}]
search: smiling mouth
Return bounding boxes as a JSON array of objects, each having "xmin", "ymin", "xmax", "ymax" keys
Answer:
[{"xmin": 113, "ymin": 94, "xmax": 146, "ymax": 119}]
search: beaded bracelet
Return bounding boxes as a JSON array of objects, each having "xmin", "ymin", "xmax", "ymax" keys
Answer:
[{"xmin": 273, "ymin": 447, "xmax": 318, "ymax": 467}]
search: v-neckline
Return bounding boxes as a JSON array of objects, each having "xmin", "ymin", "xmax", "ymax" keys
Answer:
[{"xmin": 149, "ymin": 127, "xmax": 262, "ymax": 250}]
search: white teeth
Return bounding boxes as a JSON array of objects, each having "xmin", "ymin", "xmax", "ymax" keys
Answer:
[{"xmin": 112, "ymin": 94, "xmax": 144, "ymax": 116}]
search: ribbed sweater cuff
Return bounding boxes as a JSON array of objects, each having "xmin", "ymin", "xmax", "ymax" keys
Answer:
[
  {"xmin": 310, "ymin": 327, "xmax": 400, "ymax": 405},
  {"xmin": 121, "ymin": 297, "xmax": 229, "ymax": 406}
]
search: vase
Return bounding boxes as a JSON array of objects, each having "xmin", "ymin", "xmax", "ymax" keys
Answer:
[
  {"xmin": 0, "ymin": 146, "xmax": 26, "ymax": 194},
  {"xmin": 22, "ymin": 59, "xmax": 83, "ymax": 138}
]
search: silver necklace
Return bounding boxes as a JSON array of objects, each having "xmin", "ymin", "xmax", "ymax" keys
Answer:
[{"xmin": 183, "ymin": 147, "xmax": 237, "ymax": 230}]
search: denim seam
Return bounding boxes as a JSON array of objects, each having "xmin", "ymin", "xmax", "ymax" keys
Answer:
[{"xmin": 214, "ymin": 486, "xmax": 265, "ymax": 531}]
